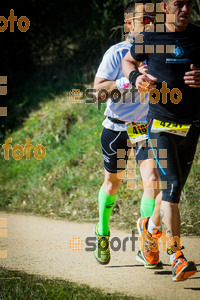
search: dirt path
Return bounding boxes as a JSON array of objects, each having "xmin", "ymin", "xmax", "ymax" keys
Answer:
[{"xmin": 0, "ymin": 212, "xmax": 199, "ymax": 299}]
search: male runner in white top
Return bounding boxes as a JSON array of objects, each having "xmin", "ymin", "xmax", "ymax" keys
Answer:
[{"xmin": 93, "ymin": 0, "xmax": 162, "ymax": 268}]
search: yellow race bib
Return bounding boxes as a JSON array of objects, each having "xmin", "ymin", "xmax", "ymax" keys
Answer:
[
  {"xmin": 151, "ymin": 119, "xmax": 190, "ymax": 137},
  {"xmin": 126, "ymin": 122, "xmax": 148, "ymax": 142}
]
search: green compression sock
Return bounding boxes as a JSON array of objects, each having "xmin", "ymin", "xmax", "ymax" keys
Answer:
[
  {"xmin": 98, "ymin": 186, "xmax": 117, "ymax": 236},
  {"xmin": 140, "ymin": 196, "xmax": 155, "ymax": 218}
]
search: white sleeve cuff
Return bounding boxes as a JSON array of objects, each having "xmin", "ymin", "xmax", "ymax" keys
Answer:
[{"xmin": 116, "ymin": 77, "xmax": 130, "ymax": 92}]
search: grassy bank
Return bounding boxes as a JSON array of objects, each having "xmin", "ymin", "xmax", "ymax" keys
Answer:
[
  {"xmin": 0, "ymin": 268, "xmax": 140, "ymax": 299},
  {"xmin": 0, "ymin": 82, "xmax": 200, "ymax": 235}
]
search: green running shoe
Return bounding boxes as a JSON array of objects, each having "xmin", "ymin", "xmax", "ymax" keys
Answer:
[
  {"xmin": 93, "ymin": 224, "xmax": 110, "ymax": 265},
  {"xmin": 136, "ymin": 249, "xmax": 163, "ymax": 269}
]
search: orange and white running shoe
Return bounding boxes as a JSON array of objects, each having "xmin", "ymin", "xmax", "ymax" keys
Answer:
[
  {"xmin": 171, "ymin": 250, "xmax": 197, "ymax": 282},
  {"xmin": 137, "ymin": 217, "xmax": 162, "ymax": 268}
]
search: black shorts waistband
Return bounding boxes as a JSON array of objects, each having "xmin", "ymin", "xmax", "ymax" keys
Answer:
[{"xmin": 108, "ymin": 117, "xmax": 125, "ymax": 124}]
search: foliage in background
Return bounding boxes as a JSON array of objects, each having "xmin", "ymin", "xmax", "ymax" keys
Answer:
[
  {"xmin": 191, "ymin": 0, "xmax": 200, "ymax": 25},
  {"xmin": 1, "ymin": 0, "xmax": 128, "ymax": 139},
  {"xmin": 0, "ymin": 89, "xmax": 199, "ymax": 235},
  {"xmin": 0, "ymin": 0, "xmax": 199, "ymax": 235},
  {"xmin": 1, "ymin": 0, "xmax": 200, "ymax": 138}
]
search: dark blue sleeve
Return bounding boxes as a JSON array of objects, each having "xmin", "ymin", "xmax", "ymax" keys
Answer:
[{"xmin": 130, "ymin": 42, "xmax": 148, "ymax": 62}]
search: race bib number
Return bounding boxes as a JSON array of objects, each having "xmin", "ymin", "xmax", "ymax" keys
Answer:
[
  {"xmin": 125, "ymin": 122, "xmax": 148, "ymax": 143},
  {"xmin": 151, "ymin": 119, "xmax": 190, "ymax": 137}
]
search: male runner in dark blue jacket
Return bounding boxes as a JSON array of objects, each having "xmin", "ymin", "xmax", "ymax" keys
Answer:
[{"xmin": 122, "ymin": 0, "xmax": 199, "ymax": 281}]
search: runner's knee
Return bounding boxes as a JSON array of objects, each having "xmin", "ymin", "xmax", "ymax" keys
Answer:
[
  {"xmin": 103, "ymin": 181, "xmax": 121, "ymax": 195},
  {"xmin": 142, "ymin": 170, "xmax": 160, "ymax": 191},
  {"xmin": 103, "ymin": 176, "xmax": 121, "ymax": 195},
  {"xmin": 148, "ymin": 171, "xmax": 159, "ymax": 183}
]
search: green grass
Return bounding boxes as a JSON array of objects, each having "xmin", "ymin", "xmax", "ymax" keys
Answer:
[
  {"xmin": 0, "ymin": 268, "xmax": 140, "ymax": 299},
  {"xmin": 0, "ymin": 82, "xmax": 199, "ymax": 235}
]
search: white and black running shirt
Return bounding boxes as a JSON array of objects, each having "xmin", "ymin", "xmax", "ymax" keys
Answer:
[{"xmin": 96, "ymin": 40, "xmax": 149, "ymax": 131}]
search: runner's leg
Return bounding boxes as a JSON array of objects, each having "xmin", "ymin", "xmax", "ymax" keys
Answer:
[
  {"xmin": 140, "ymin": 158, "xmax": 160, "ymax": 220},
  {"xmin": 147, "ymin": 119, "xmax": 198, "ymax": 280},
  {"xmin": 98, "ymin": 128, "xmax": 128, "ymax": 235},
  {"xmin": 98, "ymin": 170, "xmax": 124, "ymax": 235}
]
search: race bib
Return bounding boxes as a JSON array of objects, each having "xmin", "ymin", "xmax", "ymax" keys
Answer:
[
  {"xmin": 151, "ymin": 119, "xmax": 190, "ymax": 137},
  {"xmin": 125, "ymin": 122, "xmax": 148, "ymax": 143}
]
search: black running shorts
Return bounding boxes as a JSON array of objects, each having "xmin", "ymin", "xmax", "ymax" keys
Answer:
[
  {"xmin": 147, "ymin": 118, "xmax": 200, "ymax": 203},
  {"xmin": 100, "ymin": 127, "xmax": 149, "ymax": 173}
]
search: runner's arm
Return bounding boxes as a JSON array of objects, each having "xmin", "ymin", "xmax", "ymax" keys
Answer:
[
  {"xmin": 122, "ymin": 50, "xmax": 141, "ymax": 78},
  {"xmin": 94, "ymin": 77, "xmax": 117, "ymax": 92},
  {"xmin": 94, "ymin": 62, "xmax": 148, "ymax": 101},
  {"xmin": 122, "ymin": 50, "xmax": 157, "ymax": 90}
]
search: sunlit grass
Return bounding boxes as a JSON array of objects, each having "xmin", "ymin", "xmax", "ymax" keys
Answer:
[
  {"xmin": 0, "ymin": 268, "xmax": 139, "ymax": 299},
  {"xmin": 0, "ymin": 83, "xmax": 199, "ymax": 235}
]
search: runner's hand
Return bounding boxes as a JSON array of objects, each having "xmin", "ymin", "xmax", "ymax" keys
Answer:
[
  {"xmin": 184, "ymin": 64, "xmax": 200, "ymax": 88},
  {"xmin": 135, "ymin": 74, "xmax": 157, "ymax": 90},
  {"xmin": 138, "ymin": 62, "xmax": 148, "ymax": 75}
]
